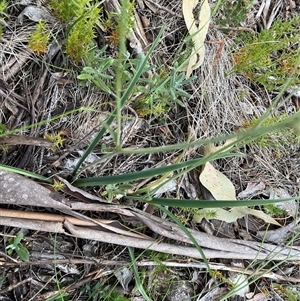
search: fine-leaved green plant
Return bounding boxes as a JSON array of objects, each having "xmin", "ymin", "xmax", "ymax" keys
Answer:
[
  {"xmin": 132, "ymin": 62, "xmax": 196, "ymax": 117},
  {"xmin": 216, "ymin": 0, "xmax": 252, "ymax": 29},
  {"xmin": 233, "ymin": 16, "xmax": 300, "ymax": 90},
  {"xmin": 77, "ymin": 46, "xmax": 114, "ymax": 93},
  {"xmin": 0, "ymin": 123, "xmax": 6, "ymax": 134},
  {"xmin": 28, "ymin": 20, "xmax": 49, "ymax": 55},
  {"xmin": 49, "ymin": 0, "xmax": 102, "ymax": 62}
]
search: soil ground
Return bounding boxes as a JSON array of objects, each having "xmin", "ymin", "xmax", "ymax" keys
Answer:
[{"xmin": 0, "ymin": 1, "xmax": 300, "ymax": 300}]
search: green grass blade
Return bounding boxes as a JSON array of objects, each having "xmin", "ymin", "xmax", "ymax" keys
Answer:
[
  {"xmin": 0, "ymin": 164, "xmax": 52, "ymax": 183},
  {"xmin": 0, "ymin": 107, "xmax": 91, "ymax": 139},
  {"xmin": 116, "ymin": 112, "xmax": 299, "ymax": 156},
  {"xmin": 128, "ymin": 247, "xmax": 152, "ymax": 301},
  {"xmin": 73, "ymin": 153, "xmax": 236, "ymax": 187},
  {"xmin": 156, "ymin": 205, "xmax": 212, "ymax": 276},
  {"xmin": 148, "ymin": 197, "xmax": 299, "ymax": 208}
]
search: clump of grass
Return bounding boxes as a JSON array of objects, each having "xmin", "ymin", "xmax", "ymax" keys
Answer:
[
  {"xmin": 49, "ymin": 0, "xmax": 102, "ymax": 62},
  {"xmin": 232, "ymin": 16, "xmax": 300, "ymax": 91},
  {"xmin": 28, "ymin": 21, "xmax": 49, "ymax": 55}
]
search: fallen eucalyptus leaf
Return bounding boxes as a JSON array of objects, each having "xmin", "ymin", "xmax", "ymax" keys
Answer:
[
  {"xmin": 200, "ymin": 162, "xmax": 236, "ymax": 200},
  {"xmin": 194, "ymin": 206, "xmax": 280, "ymax": 226},
  {"xmin": 182, "ymin": 0, "xmax": 210, "ymax": 77}
]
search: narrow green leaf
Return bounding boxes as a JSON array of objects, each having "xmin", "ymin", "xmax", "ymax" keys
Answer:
[
  {"xmin": 128, "ymin": 247, "xmax": 152, "ymax": 301},
  {"xmin": 0, "ymin": 164, "xmax": 52, "ymax": 183},
  {"xmin": 82, "ymin": 66, "xmax": 96, "ymax": 74},
  {"xmin": 74, "ymin": 156, "xmax": 207, "ymax": 187},
  {"xmin": 92, "ymin": 78, "xmax": 111, "ymax": 93},
  {"xmin": 148, "ymin": 197, "xmax": 298, "ymax": 208}
]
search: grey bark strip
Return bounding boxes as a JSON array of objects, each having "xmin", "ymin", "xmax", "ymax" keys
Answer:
[{"xmin": 1, "ymin": 170, "xmax": 299, "ymax": 261}]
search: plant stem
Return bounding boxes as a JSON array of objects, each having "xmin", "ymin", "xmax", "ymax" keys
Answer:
[{"xmin": 115, "ymin": 0, "xmax": 130, "ymax": 150}]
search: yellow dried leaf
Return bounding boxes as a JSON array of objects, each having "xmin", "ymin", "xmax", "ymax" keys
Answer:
[
  {"xmin": 182, "ymin": 0, "xmax": 211, "ymax": 77},
  {"xmin": 200, "ymin": 162, "xmax": 236, "ymax": 200}
]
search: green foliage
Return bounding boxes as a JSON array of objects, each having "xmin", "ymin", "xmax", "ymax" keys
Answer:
[
  {"xmin": 116, "ymin": 0, "xmax": 135, "ymax": 43},
  {"xmin": 272, "ymin": 283, "xmax": 300, "ymax": 301},
  {"xmin": 211, "ymin": 270, "xmax": 235, "ymax": 287},
  {"xmin": 193, "ymin": 208, "xmax": 218, "ymax": 220},
  {"xmin": 133, "ymin": 63, "xmax": 196, "ymax": 117},
  {"xmin": 77, "ymin": 46, "xmax": 114, "ymax": 93},
  {"xmin": 45, "ymin": 291, "xmax": 69, "ymax": 301},
  {"xmin": 0, "ymin": 0, "xmax": 8, "ymax": 37},
  {"xmin": 216, "ymin": 0, "xmax": 252, "ymax": 28},
  {"xmin": 0, "ymin": 123, "xmax": 6, "ymax": 134},
  {"xmin": 101, "ymin": 183, "xmax": 134, "ymax": 202},
  {"xmin": 45, "ymin": 132, "xmax": 66, "ymax": 151},
  {"xmin": 263, "ymin": 204, "xmax": 288, "ymax": 217},
  {"xmin": 6, "ymin": 232, "xmax": 29, "ymax": 262},
  {"xmin": 50, "ymin": 0, "xmax": 79, "ymax": 22},
  {"xmin": 107, "ymin": 291, "xmax": 130, "ymax": 301},
  {"xmin": 52, "ymin": 179, "xmax": 65, "ymax": 191},
  {"xmin": 81, "ymin": 283, "xmax": 130, "ymax": 301},
  {"xmin": 49, "ymin": 0, "xmax": 102, "ymax": 62},
  {"xmin": 78, "ymin": 57, "xmax": 195, "ymax": 117},
  {"xmin": 241, "ymin": 113, "xmax": 299, "ymax": 150},
  {"xmin": 28, "ymin": 21, "xmax": 49, "ymax": 55},
  {"xmin": 149, "ymin": 252, "xmax": 169, "ymax": 273},
  {"xmin": 0, "ymin": 0, "xmax": 8, "ymax": 21},
  {"xmin": 82, "ymin": 282, "xmax": 109, "ymax": 301},
  {"xmin": 233, "ymin": 16, "xmax": 300, "ymax": 90}
]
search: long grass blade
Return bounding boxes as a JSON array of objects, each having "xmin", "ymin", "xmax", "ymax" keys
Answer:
[
  {"xmin": 73, "ymin": 152, "xmax": 236, "ymax": 187},
  {"xmin": 148, "ymin": 197, "xmax": 299, "ymax": 208},
  {"xmin": 0, "ymin": 164, "xmax": 52, "ymax": 183}
]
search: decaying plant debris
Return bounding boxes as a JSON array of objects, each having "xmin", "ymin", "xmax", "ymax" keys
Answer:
[{"xmin": 0, "ymin": 0, "xmax": 300, "ymax": 300}]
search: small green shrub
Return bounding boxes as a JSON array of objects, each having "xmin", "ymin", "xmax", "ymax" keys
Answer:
[
  {"xmin": 216, "ymin": 0, "xmax": 252, "ymax": 28},
  {"xmin": 233, "ymin": 16, "xmax": 300, "ymax": 90},
  {"xmin": 28, "ymin": 21, "xmax": 49, "ymax": 55},
  {"xmin": 132, "ymin": 63, "xmax": 195, "ymax": 117},
  {"xmin": 49, "ymin": 0, "xmax": 102, "ymax": 62}
]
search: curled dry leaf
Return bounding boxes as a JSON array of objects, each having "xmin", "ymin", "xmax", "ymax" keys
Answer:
[
  {"xmin": 182, "ymin": 0, "xmax": 211, "ymax": 77},
  {"xmin": 238, "ymin": 181, "xmax": 266, "ymax": 199}
]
